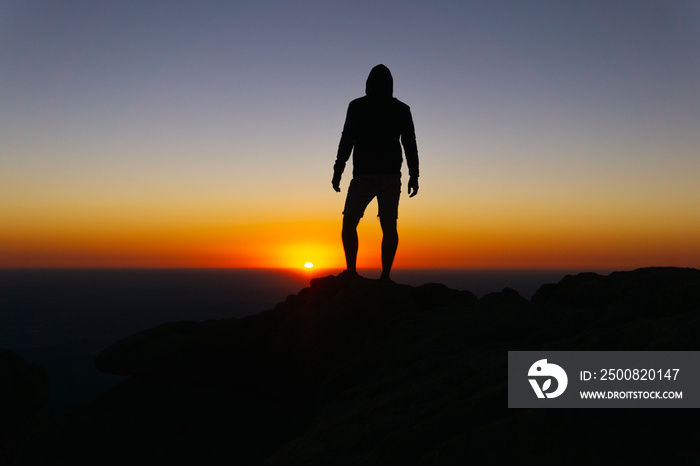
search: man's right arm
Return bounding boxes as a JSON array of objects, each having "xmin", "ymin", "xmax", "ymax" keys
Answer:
[{"xmin": 333, "ymin": 103, "xmax": 356, "ymax": 191}]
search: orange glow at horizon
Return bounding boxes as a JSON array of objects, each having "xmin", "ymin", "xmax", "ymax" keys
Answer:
[
  {"xmin": 3, "ymin": 177, "xmax": 700, "ymax": 270},
  {"xmin": 2, "ymin": 212, "xmax": 699, "ymax": 270}
]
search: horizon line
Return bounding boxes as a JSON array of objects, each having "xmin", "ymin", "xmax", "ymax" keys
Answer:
[{"xmin": 0, "ymin": 265, "xmax": 687, "ymax": 273}]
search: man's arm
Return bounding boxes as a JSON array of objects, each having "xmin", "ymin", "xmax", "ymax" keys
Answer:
[
  {"xmin": 333, "ymin": 104, "xmax": 356, "ymax": 192},
  {"xmin": 401, "ymin": 107, "xmax": 419, "ymax": 197},
  {"xmin": 407, "ymin": 176, "xmax": 419, "ymax": 197}
]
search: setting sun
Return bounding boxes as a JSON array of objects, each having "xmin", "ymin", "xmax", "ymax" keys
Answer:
[{"xmin": 304, "ymin": 262, "xmax": 314, "ymax": 269}]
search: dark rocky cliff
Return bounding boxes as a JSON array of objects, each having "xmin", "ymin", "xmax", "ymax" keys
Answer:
[
  {"xmin": 13, "ymin": 267, "xmax": 700, "ymax": 465},
  {"xmin": 0, "ymin": 350, "xmax": 49, "ymax": 465}
]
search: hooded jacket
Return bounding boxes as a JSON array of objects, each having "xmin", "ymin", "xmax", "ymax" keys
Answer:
[{"xmin": 333, "ymin": 64, "xmax": 419, "ymax": 180}]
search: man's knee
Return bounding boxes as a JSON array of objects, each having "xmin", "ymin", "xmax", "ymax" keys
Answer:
[
  {"xmin": 379, "ymin": 216, "xmax": 398, "ymax": 234},
  {"xmin": 342, "ymin": 215, "xmax": 361, "ymax": 232}
]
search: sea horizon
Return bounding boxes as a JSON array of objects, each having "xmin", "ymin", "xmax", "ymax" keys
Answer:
[{"xmin": 1, "ymin": 265, "xmax": 625, "ymax": 296}]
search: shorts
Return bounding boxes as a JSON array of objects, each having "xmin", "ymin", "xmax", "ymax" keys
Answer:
[{"xmin": 343, "ymin": 174, "xmax": 401, "ymax": 219}]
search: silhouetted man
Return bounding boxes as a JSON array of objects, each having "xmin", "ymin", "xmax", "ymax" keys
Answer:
[{"xmin": 332, "ymin": 64, "xmax": 419, "ymax": 281}]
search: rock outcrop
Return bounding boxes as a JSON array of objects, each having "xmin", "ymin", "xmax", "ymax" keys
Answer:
[
  {"xmin": 14, "ymin": 268, "xmax": 700, "ymax": 465},
  {"xmin": 0, "ymin": 349, "xmax": 49, "ymax": 465}
]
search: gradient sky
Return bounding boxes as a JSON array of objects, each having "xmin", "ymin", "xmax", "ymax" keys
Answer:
[{"xmin": 2, "ymin": 0, "xmax": 699, "ymax": 270}]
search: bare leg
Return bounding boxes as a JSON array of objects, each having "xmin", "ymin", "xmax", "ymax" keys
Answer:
[
  {"xmin": 379, "ymin": 216, "xmax": 398, "ymax": 280},
  {"xmin": 342, "ymin": 215, "xmax": 360, "ymax": 273}
]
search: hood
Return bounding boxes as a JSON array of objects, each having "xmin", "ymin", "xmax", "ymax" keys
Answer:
[{"xmin": 365, "ymin": 64, "xmax": 393, "ymax": 98}]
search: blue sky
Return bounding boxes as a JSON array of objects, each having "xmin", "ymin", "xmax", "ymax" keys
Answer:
[{"xmin": 2, "ymin": 0, "xmax": 699, "ymax": 268}]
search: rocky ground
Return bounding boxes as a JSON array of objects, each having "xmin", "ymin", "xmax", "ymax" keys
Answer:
[
  {"xmin": 8, "ymin": 267, "xmax": 700, "ymax": 465},
  {"xmin": 0, "ymin": 350, "xmax": 49, "ymax": 466}
]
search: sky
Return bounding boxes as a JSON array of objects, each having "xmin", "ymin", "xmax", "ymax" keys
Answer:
[{"xmin": 2, "ymin": 0, "xmax": 699, "ymax": 271}]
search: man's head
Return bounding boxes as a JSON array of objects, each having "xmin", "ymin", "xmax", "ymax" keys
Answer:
[{"xmin": 365, "ymin": 64, "xmax": 393, "ymax": 98}]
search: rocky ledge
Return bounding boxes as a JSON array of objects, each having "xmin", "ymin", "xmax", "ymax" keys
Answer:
[
  {"xmin": 14, "ymin": 267, "xmax": 700, "ymax": 465},
  {"xmin": 0, "ymin": 349, "xmax": 49, "ymax": 465}
]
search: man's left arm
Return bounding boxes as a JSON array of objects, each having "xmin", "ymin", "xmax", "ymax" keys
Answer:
[{"xmin": 401, "ymin": 107, "xmax": 419, "ymax": 197}]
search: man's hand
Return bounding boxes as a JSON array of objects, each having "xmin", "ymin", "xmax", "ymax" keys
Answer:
[
  {"xmin": 332, "ymin": 174, "xmax": 342, "ymax": 192},
  {"xmin": 408, "ymin": 176, "xmax": 419, "ymax": 197}
]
